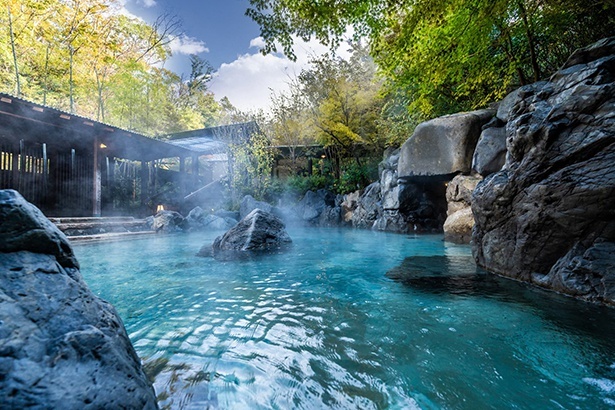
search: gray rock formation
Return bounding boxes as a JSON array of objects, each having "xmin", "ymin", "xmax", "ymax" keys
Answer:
[
  {"xmin": 471, "ymin": 37, "xmax": 615, "ymax": 305},
  {"xmin": 198, "ymin": 208, "xmax": 292, "ymax": 260},
  {"xmin": 186, "ymin": 206, "xmax": 236, "ymax": 231},
  {"xmin": 293, "ymin": 189, "xmax": 338, "ymax": 225},
  {"xmin": 443, "ymin": 175, "xmax": 482, "ymax": 244},
  {"xmin": 0, "ymin": 190, "xmax": 157, "ymax": 409},
  {"xmin": 153, "ymin": 210, "xmax": 187, "ymax": 233},
  {"xmin": 239, "ymin": 195, "xmax": 273, "ymax": 219},
  {"xmin": 0, "ymin": 189, "xmax": 79, "ymax": 269},
  {"xmin": 472, "ymin": 125, "xmax": 507, "ymax": 176},
  {"xmin": 398, "ymin": 109, "xmax": 494, "ymax": 178},
  {"xmin": 351, "ymin": 182, "xmax": 382, "ymax": 229}
]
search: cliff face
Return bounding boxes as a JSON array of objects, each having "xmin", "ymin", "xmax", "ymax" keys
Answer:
[
  {"xmin": 471, "ymin": 37, "xmax": 615, "ymax": 305},
  {"xmin": 0, "ymin": 190, "xmax": 158, "ymax": 408}
]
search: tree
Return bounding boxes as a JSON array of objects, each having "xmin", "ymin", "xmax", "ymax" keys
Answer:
[{"xmin": 247, "ymin": 0, "xmax": 615, "ymax": 119}]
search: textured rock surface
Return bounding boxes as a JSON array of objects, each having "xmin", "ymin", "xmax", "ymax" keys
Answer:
[
  {"xmin": 153, "ymin": 210, "xmax": 187, "ymax": 233},
  {"xmin": 351, "ymin": 182, "xmax": 382, "ymax": 229},
  {"xmin": 472, "ymin": 126, "xmax": 507, "ymax": 176},
  {"xmin": 239, "ymin": 195, "xmax": 273, "ymax": 219},
  {"xmin": 443, "ymin": 175, "xmax": 481, "ymax": 244},
  {"xmin": 0, "ymin": 190, "xmax": 78, "ymax": 269},
  {"xmin": 293, "ymin": 189, "xmax": 338, "ymax": 225},
  {"xmin": 199, "ymin": 209, "xmax": 292, "ymax": 260},
  {"xmin": 186, "ymin": 206, "xmax": 236, "ymax": 231},
  {"xmin": 471, "ymin": 37, "xmax": 615, "ymax": 305},
  {"xmin": 0, "ymin": 190, "xmax": 157, "ymax": 409},
  {"xmin": 398, "ymin": 109, "xmax": 494, "ymax": 177}
]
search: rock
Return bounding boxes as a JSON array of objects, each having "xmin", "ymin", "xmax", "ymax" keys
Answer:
[
  {"xmin": 351, "ymin": 182, "xmax": 381, "ymax": 229},
  {"xmin": 472, "ymin": 126, "xmax": 507, "ymax": 176},
  {"xmin": 341, "ymin": 190, "xmax": 361, "ymax": 224},
  {"xmin": 153, "ymin": 210, "xmax": 187, "ymax": 233},
  {"xmin": 443, "ymin": 207, "xmax": 475, "ymax": 244},
  {"xmin": 0, "ymin": 190, "xmax": 78, "ymax": 269},
  {"xmin": 398, "ymin": 109, "xmax": 494, "ymax": 178},
  {"xmin": 186, "ymin": 207, "xmax": 236, "ymax": 231},
  {"xmin": 294, "ymin": 189, "xmax": 337, "ymax": 225},
  {"xmin": 471, "ymin": 37, "xmax": 615, "ymax": 305},
  {"xmin": 239, "ymin": 195, "xmax": 273, "ymax": 219},
  {"xmin": 198, "ymin": 209, "xmax": 292, "ymax": 260},
  {"xmin": 0, "ymin": 190, "xmax": 157, "ymax": 409},
  {"xmin": 380, "ymin": 148, "xmax": 401, "ymax": 210},
  {"xmin": 397, "ymin": 179, "xmax": 448, "ymax": 232},
  {"xmin": 445, "ymin": 175, "xmax": 482, "ymax": 216},
  {"xmin": 562, "ymin": 36, "xmax": 615, "ymax": 68},
  {"xmin": 186, "ymin": 206, "xmax": 208, "ymax": 228},
  {"xmin": 443, "ymin": 175, "xmax": 481, "ymax": 244},
  {"xmin": 495, "ymin": 82, "xmax": 546, "ymax": 122},
  {"xmin": 214, "ymin": 209, "xmax": 240, "ymax": 221},
  {"xmin": 533, "ymin": 240, "xmax": 615, "ymax": 303},
  {"xmin": 373, "ymin": 210, "xmax": 411, "ymax": 233}
]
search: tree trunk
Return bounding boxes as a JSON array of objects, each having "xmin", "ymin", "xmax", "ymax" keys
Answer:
[
  {"xmin": 517, "ymin": 0, "xmax": 540, "ymax": 82},
  {"xmin": 8, "ymin": 6, "xmax": 20, "ymax": 96}
]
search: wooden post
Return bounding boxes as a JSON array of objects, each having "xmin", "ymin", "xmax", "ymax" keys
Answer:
[
  {"xmin": 179, "ymin": 156, "xmax": 186, "ymax": 197},
  {"xmin": 141, "ymin": 160, "xmax": 148, "ymax": 208},
  {"xmin": 11, "ymin": 140, "xmax": 19, "ymax": 189},
  {"xmin": 93, "ymin": 136, "xmax": 101, "ymax": 217}
]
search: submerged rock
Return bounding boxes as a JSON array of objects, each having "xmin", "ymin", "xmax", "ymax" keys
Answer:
[
  {"xmin": 471, "ymin": 37, "xmax": 615, "ymax": 305},
  {"xmin": 198, "ymin": 208, "xmax": 292, "ymax": 260},
  {"xmin": 0, "ymin": 190, "xmax": 157, "ymax": 409}
]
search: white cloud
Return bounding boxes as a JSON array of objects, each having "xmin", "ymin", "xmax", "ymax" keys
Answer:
[
  {"xmin": 138, "ymin": 0, "xmax": 157, "ymax": 7},
  {"xmin": 169, "ymin": 35, "xmax": 209, "ymax": 55},
  {"xmin": 209, "ymin": 35, "xmax": 353, "ymax": 112}
]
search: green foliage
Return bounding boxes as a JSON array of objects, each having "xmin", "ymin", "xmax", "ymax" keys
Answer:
[
  {"xmin": 226, "ymin": 128, "xmax": 278, "ymax": 204},
  {"xmin": 248, "ymin": 0, "xmax": 615, "ymax": 120},
  {"xmin": 335, "ymin": 159, "xmax": 379, "ymax": 195},
  {"xmin": 0, "ymin": 0, "xmax": 222, "ymax": 136},
  {"xmin": 284, "ymin": 173, "xmax": 332, "ymax": 197}
]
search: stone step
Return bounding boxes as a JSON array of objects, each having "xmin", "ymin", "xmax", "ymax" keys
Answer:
[
  {"xmin": 55, "ymin": 220, "xmax": 147, "ymax": 231},
  {"xmin": 48, "ymin": 216, "xmax": 152, "ymax": 239},
  {"xmin": 48, "ymin": 216, "xmax": 136, "ymax": 224},
  {"xmin": 68, "ymin": 231, "xmax": 157, "ymax": 243}
]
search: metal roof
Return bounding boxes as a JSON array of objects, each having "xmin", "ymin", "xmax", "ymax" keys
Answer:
[{"xmin": 166, "ymin": 122, "xmax": 258, "ymax": 155}]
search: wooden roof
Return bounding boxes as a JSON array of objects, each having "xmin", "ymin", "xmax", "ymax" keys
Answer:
[{"xmin": 0, "ymin": 93, "xmax": 195, "ymax": 161}]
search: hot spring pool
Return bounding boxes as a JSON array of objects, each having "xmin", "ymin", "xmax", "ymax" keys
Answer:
[{"xmin": 74, "ymin": 228, "xmax": 615, "ymax": 409}]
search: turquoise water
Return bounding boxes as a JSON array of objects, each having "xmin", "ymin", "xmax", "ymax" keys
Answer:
[{"xmin": 75, "ymin": 228, "xmax": 615, "ymax": 410}]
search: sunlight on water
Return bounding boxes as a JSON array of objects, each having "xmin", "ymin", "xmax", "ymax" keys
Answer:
[{"xmin": 75, "ymin": 228, "xmax": 615, "ymax": 410}]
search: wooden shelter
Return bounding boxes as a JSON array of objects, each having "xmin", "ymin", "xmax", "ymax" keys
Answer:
[{"xmin": 0, "ymin": 93, "xmax": 208, "ymax": 217}]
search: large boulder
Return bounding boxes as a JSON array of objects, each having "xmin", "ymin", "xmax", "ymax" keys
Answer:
[
  {"xmin": 186, "ymin": 206, "xmax": 236, "ymax": 231},
  {"xmin": 398, "ymin": 109, "xmax": 494, "ymax": 178},
  {"xmin": 0, "ymin": 190, "xmax": 157, "ymax": 409},
  {"xmin": 0, "ymin": 189, "xmax": 78, "ymax": 269},
  {"xmin": 472, "ymin": 126, "xmax": 507, "ymax": 176},
  {"xmin": 351, "ymin": 182, "xmax": 382, "ymax": 229},
  {"xmin": 198, "ymin": 209, "xmax": 292, "ymax": 260},
  {"xmin": 153, "ymin": 210, "xmax": 187, "ymax": 233},
  {"xmin": 239, "ymin": 195, "xmax": 273, "ymax": 219},
  {"xmin": 443, "ymin": 175, "xmax": 482, "ymax": 244},
  {"xmin": 471, "ymin": 37, "xmax": 615, "ymax": 305},
  {"xmin": 293, "ymin": 189, "xmax": 340, "ymax": 226}
]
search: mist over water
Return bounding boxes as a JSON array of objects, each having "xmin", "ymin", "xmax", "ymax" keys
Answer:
[{"xmin": 75, "ymin": 228, "xmax": 615, "ymax": 409}]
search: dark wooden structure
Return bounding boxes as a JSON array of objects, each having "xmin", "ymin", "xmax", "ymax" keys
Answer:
[{"xmin": 0, "ymin": 93, "xmax": 204, "ymax": 217}]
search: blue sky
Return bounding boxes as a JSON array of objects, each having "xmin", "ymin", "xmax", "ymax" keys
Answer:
[{"xmin": 120, "ymin": 0, "xmax": 352, "ymax": 112}]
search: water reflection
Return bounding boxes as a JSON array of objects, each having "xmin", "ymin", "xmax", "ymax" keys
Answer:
[{"xmin": 75, "ymin": 230, "xmax": 615, "ymax": 410}]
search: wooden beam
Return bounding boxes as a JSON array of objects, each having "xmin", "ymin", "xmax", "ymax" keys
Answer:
[{"xmin": 93, "ymin": 136, "xmax": 101, "ymax": 217}]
